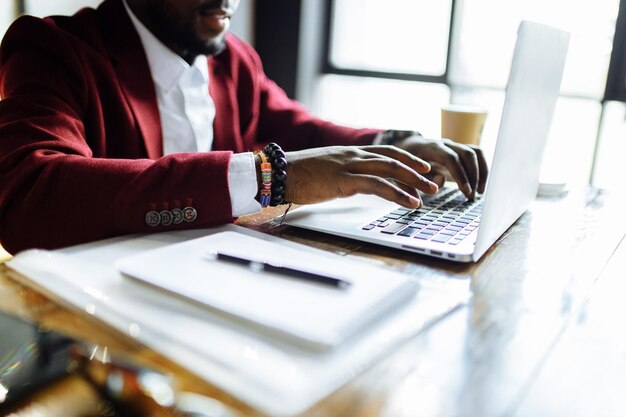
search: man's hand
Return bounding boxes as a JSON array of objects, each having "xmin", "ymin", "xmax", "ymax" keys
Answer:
[
  {"xmin": 394, "ymin": 135, "xmax": 489, "ymax": 199},
  {"xmin": 284, "ymin": 146, "xmax": 439, "ymax": 208}
]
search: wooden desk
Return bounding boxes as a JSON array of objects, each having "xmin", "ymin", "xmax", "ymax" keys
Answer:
[{"xmin": 1, "ymin": 187, "xmax": 625, "ymax": 417}]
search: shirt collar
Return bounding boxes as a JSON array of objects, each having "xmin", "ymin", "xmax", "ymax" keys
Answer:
[{"xmin": 122, "ymin": 0, "xmax": 209, "ymax": 92}]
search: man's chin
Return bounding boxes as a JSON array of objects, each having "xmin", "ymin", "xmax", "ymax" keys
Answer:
[
  {"xmin": 205, "ymin": 39, "xmax": 227, "ymax": 56},
  {"xmin": 193, "ymin": 35, "xmax": 227, "ymax": 56}
]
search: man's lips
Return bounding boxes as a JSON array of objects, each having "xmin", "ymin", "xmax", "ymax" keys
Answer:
[
  {"xmin": 197, "ymin": 7, "xmax": 233, "ymax": 33},
  {"xmin": 198, "ymin": 8, "xmax": 233, "ymax": 18},
  {"xmin": 198, "ymin": 1, "xmax": 235, "ymax": 18}
]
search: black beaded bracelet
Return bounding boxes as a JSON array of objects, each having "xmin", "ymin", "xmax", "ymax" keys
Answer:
[{"xmin": 263, "ymin": 142, "xmax": 288, "ymax": 206}]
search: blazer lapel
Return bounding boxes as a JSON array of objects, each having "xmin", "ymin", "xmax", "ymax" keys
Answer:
[
  {"xmin": 209, "ymin": 53, "xmax": 244, "ymax": 153},
  {"xmin": 97, "ymin": 0, "xmax": 163, "ymax": 159}
]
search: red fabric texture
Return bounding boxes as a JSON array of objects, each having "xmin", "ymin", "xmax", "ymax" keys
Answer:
[{"xmin": 0, "ymin": 0, "xmax": 379, "ymax": 253}]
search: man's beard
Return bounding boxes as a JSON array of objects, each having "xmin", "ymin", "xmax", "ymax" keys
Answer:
[
  {"xmin": 145, "ymin": 1, "xmax": 228, "ymax": 58},
  {"xmin": 174, "ymin": 28, "xmax": 227, "ymax": 57}
]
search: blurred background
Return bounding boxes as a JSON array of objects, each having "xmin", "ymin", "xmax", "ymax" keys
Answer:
[{"xmin": 1, "ymin": 0, "xmax": 625, "ymax": 193}]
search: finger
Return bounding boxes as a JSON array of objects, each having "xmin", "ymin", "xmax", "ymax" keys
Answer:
[
  {"xmin": 362, "ymin": 145, "xmax": 432, "ymax": 174},
  {"xmin": 425, "ymin": 165, "xmax": 447, "ymax": 188},
  {"xmin": 350, "ymin": 158, "xmax": 438, "ymax": 194},
  {"xmin": 393, "ymin": 182, "xmax": 424, "ymax": 209},
  {"xmin": 393, "ymin": 180, "xmax": 420, "ymax": 200},
  {"xmin": 348, "ymin": 174, "xmax": 422, "ymax": 208},
  {"xmin": 468, "ymin": 145, "xmax": 489, "ymax": 193},
  {"xmin": 432, "ymin": 173, "xmax": 446, "ymax": 188},
  {"xmin": 445, "ymin": 142, "xmax": 480, "ymax": 198},
  {"xmin": 435, "ymin": 147, "xmax": 473, "ymax": 198}
]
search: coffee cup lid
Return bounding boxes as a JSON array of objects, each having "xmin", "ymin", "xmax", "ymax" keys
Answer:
[{"xmin": 442, "ymin": 104, "xmax": 488, "ymax": 113}]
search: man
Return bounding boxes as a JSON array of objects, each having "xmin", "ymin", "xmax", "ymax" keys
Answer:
[{"xmin": 0, "ymin": 0, "xmax": 488, "ymax": 254}]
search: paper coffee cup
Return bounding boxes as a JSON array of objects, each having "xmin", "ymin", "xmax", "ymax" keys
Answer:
[{"xmin": 441, "ymin": 104, "xmax": 488, "ymax": 146}]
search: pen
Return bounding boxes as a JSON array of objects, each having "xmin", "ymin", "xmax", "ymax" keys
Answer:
[{"xmin": 214, "ymin": 252, "xmax": 351, "ymax": 289}]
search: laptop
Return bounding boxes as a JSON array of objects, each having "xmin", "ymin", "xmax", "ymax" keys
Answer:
[{"xmin": 284, "ymin": 21, "xmax": 570, "ymax": 263}]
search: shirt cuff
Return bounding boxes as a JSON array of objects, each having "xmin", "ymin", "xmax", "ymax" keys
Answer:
[{"xmin": 228, "ymin": 152, "xmax": 262, "ymax": 217}]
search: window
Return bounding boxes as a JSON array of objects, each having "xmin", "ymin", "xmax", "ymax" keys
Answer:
[
  {"xmin": 329, "ymin": 0, "xmax": 453, "ymax": 77},
  {"xmin": 315, "ymin": 0, "xmax": 623, "ymax": 190},
  {"xmin": 0, "ymin": 1, "xmax": 103, "ymax": 41},
  {"xmin": 23, "ymin": 0, "xmax": 102, "ymax": 17},
  {"xmin": 0, "ymin": 1, "xmax": 16, "ymax": 41},
  {"xmin": 593, "ymin": 101, "xmax": 626, "ymax": 189}
]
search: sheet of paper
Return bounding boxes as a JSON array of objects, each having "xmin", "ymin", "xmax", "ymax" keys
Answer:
[{"xmin": 116, "ymin": 231, "xmax": 419, "ymax": 351}]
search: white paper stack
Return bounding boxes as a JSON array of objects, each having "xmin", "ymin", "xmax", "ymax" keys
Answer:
[{"xmin": 7, "ymin": 224, "xmax": 468, "ymax": 416}]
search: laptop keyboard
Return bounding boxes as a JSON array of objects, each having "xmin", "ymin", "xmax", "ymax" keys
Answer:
[{"xmin": 362, "ymin": 187, "xmax": 483, "ymax": 246}]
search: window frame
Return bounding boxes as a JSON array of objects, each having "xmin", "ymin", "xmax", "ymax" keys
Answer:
[
  {"xmin": 322, "ymin": 0, "xmax": 625, "ymax": 100},
  {"xmin": 321, "ymin": 0, "xmax": 458, "ymax": 85},
  {"xmin": 603, "ymin": 0, "xmax": 626, "ymax": 102},
  {"xmin": 321, "ymin": 0, "xmax": 626, "ymax": 186}
]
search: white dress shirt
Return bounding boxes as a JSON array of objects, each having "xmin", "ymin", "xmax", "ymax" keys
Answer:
[{"xmin": 123, "ymin": 1, "xmax": 261, "ymax": 216}]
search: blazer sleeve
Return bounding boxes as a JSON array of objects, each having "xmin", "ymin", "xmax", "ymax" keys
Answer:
[
  {"xmin": 226, "ymin": 37, "xmax": 381, "ymax": 151},
  {"xmin": 0, "ymin": 17, "xmax": 234, "ymax": 254}
]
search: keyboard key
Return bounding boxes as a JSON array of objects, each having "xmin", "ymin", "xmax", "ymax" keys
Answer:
[
  {"xmin": 398, "ymin": 227, "xmax": 419, "ymax": 237},
  {"xmin": 414, "ymin": 233, "xmax": 432, "ymax": 240},
  {"xmin": 384, "ymin": 213, "xmax": 403, "ymax": 220},
  {"xmin": 362, "ymin": 224, "xmax": 376, "ymax": 230},
  {"xmin": 396, "ymin": 219, "xmax": 412, "ymax": 225},
  {"xmin": 439, "ymin": 230, "xmax": 458, "ymax": 236},
  {"xmin": 432, "ymin": 234, "xmax": 452, "ymax": 243},
  {"xmin": 381, "ymin": 222, "xmax": 407, "ymax": 234}
]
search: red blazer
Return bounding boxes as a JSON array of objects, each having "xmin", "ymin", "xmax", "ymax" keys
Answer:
[{"xmin": 0, "ymin": 0, "xmax": 378, "ymax": 254}]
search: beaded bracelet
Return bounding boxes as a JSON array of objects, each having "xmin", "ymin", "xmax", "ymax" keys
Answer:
[
  {"xmin": 258, "ymin": 151, "xmax": 272, "ymax": 207},
  {"xmin": 263, "ymin": 142, "xmax": 288, "ymax": 206}
]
